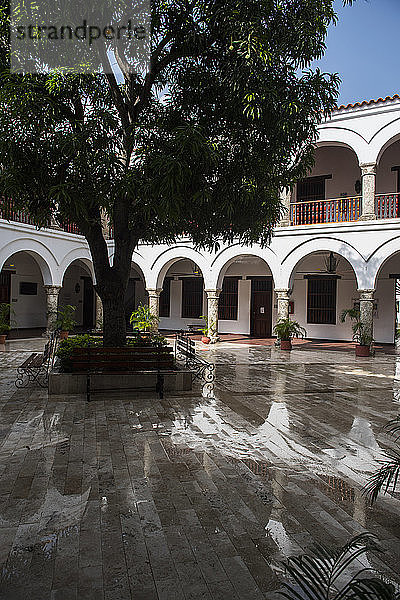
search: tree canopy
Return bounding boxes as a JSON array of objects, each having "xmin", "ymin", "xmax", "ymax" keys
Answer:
[{"xmin": 0, "ymin": 0, "xmax": 351, "ymax": 345}]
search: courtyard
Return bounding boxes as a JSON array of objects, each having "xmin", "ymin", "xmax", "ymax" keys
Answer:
[{"xmin": 0, "ymin": 340, "xmax": 399, "ymax": 599}]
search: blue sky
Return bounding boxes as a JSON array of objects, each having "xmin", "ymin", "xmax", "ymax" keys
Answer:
[{"xmin": 313, "ymin": 0, "xmax": 400, "ymax": 106}]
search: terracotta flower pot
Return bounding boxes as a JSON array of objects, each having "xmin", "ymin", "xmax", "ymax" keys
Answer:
[
  {"xmin": 60, "ymin": 331, "xmax": 69, "ymax": 340},
  {"xmin": 0, "ymin": 334, "xmax": 7, "ymax": 344},
  {"xmin": 355, "ymin": 344, "xmax": 370, "ymax": 357},
  {"xmin": 202, "ymin": 336, "xmax": 211, "ymax": 344},
  {"xmin": 280, "ymin": 339, "xmax": 292, "ymax": 351}
]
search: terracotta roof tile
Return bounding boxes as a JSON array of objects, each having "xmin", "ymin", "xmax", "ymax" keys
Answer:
[{"xmin": 335, "ymin": 94, "xmax": 400, "ymax": 111}]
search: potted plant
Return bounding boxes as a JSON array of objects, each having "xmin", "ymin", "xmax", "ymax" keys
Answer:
[
  {"xmin": 0, "ymin": 302, "xmax": 12, "ymax": 343},
  {"xmin": 199, "ymin": 315, "xmax": 218, "ymax": 344},
  {"xmin": 273, "ymin": 318, "xmax": 306, "ymax": 350},
  {"xmin": 341, "ymin": 308, "xmax": 373, "ymax": 357},
  {"xmin": 130, "ymin": 303, "xmax": 159, "ymax": 340},
  {"xmin": 55, "ymin": 305, "xmax": 77, "ymax": 340}
]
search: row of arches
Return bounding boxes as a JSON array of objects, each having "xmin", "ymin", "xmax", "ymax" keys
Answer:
[{"xmin": 1, "ymin": 237, "xmax": 400, "ymax": 343}]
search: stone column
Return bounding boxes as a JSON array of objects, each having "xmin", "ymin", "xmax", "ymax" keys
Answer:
[
  {"xmin": 358, "ymin": 289, "xmax": 375, "ymax": 344},
  {"xmin": 278, "ymin": 188, "xmax": 291, "ymax": 227},
  {"xmin": 205, "ymin": 289, "xmax": 221, "ymax": 344},
  {"xmin": 146, "ymin": 289, "xmax": 161, "ymax": 332},
  {"xmin": 275, "ymin": 289, "xmax": 290, "ymax": 322},
  {"xmin": 360, "ymin": 163, "xmax": 377, "ymax": 220},
  {"xmin": 95, "ymin": 293, "xmax": 103, "ymax": 331},
  {"xmin": 44, "ymin": 285, "xmax": 61, "ymax": 335}
]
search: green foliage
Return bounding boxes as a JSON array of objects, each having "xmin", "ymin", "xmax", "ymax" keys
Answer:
[
  {"xmin": 126, "ymin": 333, "xmax": 168, "ymax": 347},
  {"xmin": 199, "ymin": 315, "xmax": 216, "ymax": 338},
  {"xmin": 273, "ymin": 319, "xmax": 306, "ymax": 341},
  {"xmin": 279, "ymin": 533, "xmax": 400, "ymax": 600},
  {"xmin": 129, "ymin": 304, "xmax": 159, "ymax": 333},
  {"xmin": 341, "ymin": 308, "xmax": 373, "ymax": 346},
  {"xmin": 55, "ymin": 305, "xmax": 77, "ymax": 332},
  {"xmin": 0, "ymin": 303, "xmax": 15, "ymax": 334},
  {"xmin": 364, "ymin": 416, "xmax": 400, "ymax": 505},
  {"xmin": 0, "ymin": 0, "xmax": 348, "ymax": 345},
  {"xmin": 56, "ymin": 334, "xmax": 102, "ymax": 372}
]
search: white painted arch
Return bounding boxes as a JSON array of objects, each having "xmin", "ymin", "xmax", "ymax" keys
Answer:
[
  {"xmin": 59, "ymin": 249, "xmax": 96, "ymax": 285},
  {"xmin": 0, "ymin": 238, "xmax": 58, "ymax": 285},
  {"xmin": 209, "ymin": 245, "xmax": 280, "ymax": 289},
  {"xmin": 317, "ymin": 126, "xmax": 368, "ymax": 164},
  {"xmin": 280, "ymin": 237, "xmax": 367, "ymax": 290},
  {"xmin": 366, "ymin": 236, "xmax": 400, "ymax": 289},
  {"xmin": 150, "ymin": 246, "xmax": 210, "ymax": 289}
]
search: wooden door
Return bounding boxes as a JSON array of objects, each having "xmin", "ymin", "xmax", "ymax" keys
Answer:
[
  {"xmin": 250, "ymin": 278, "xmax": 272, "ymax": 338},
  {"xmin": 0, "ymin": 271, "xmax": 11, "ymax": 303}
]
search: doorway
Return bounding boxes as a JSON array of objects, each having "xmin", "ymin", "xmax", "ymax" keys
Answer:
[
  {"xmin": 81, "ymin": 277, "xmax": 94, "ymax": 329},
  {"xmin": 0, "ymin": 271, "xmax": 11, "ymax": 303},
  {"xmin": 250, "ymin": 278, "xmax": 272, "ymax": 338}
]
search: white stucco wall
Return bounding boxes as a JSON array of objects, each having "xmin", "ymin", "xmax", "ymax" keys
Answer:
[{"xmin": 5, "ymin": 253, "xmax": 47, "ymax": 328}]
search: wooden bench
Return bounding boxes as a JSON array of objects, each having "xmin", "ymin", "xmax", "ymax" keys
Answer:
[
  {"xmin": 15, "ymin": 330, "xmax": 59, "ymax": 389},
  {"xmin": 70, "ymin": 344, "xmax": 175, "ymax": 400},
  {"xmin": 70, "ymin": 346, "xmax": 174, "ymax": 372}
]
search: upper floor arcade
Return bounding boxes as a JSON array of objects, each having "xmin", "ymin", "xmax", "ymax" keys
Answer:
[{"xmin": 1, "ymin": 94, "xmax": 400, "ymax": 235}]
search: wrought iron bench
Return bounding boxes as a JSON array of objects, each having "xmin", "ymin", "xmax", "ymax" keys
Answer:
[
  {"xmin": 175, "ymin": 331, "xmax": 215, "ymax": 382},
  {"xmin": 15, "ymin": 330, "xmax": 59, "ymax": 388}
]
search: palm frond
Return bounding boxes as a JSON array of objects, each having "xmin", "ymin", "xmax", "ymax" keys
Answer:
[
  {"xmin": 363, "ymin": 450, "xmax": 400, "ymax": 504},
  {"xmin": 279, "ymin": 533, "xmax": 398, "ymax": 600}
]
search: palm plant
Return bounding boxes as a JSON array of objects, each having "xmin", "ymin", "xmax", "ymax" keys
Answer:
[
  {"xmin": 341, "ymin": 308, "xmax": 373, "ymax": 346},
  {"xmin": 273, "ymin": 319, "xmax": 306, "ymax": 341},
  {"xmin": 279, "ymin": 533, "xmax": 399, "ymax": 600},
  {"xmin": 364, "ymin": 416, "xmax": 400, "ymax": 505},
  {"xmin": 129, "ymin": 303, "xmax": 159, "ymax": 333},
  {"xmin": 55, "ymin": 305, "xmax": 77, "ymax": 332}
]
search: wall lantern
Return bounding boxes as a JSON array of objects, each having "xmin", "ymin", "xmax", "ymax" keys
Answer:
[
  {"xmin": 354, "ymin": 179, "xmax": 362, "ymax": 195},
  {"xmin": 75, "ymin": 283, "xmax": 81, "ymax": 293}
]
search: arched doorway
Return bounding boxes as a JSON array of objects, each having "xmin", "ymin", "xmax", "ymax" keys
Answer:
[
  {"xmin": 156, "ymin": 258, "xmax": 206, "ymax": 331},
  {"xmin": 0, "ymin": 252, "xmax": 48, "ymax": 336},
  {"xmin": 376, "ymin": 139, "xmax": 400, "ymax": 219},
  {"xmin": 372, "ymin": 250, "xmax": 400, "ymax": 344},
  {"xmin": 125, "ymin": 263, "xmax": 147, "ymax": 329},
  {"xmin": 60, "ymin": 259, "xmax": 95, "ymax": 330},
  {"xmin": 216, "ymin": 254, "xmax": 275, "ymax": 338},
  {"xmin": 289, "ymin": 250, "xmax": 359, "ymax": 341}
]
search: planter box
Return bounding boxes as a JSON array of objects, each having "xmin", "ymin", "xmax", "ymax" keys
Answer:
[{"xmin": 48, "ymin": 368, "xmax": 193, "ymax": 395}]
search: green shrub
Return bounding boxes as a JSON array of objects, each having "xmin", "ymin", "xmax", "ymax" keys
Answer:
[{"xmin": 56, "ymin": 335, "xmax": 102, "ymax": 372}]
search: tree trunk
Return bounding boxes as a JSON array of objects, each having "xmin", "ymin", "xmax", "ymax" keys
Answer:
[{"xmin": 100, "ymin": 284, "xmax": 127, "ymax": 347}]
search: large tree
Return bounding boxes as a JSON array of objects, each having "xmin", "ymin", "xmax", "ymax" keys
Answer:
[{"xmin": 0, "ymin": 0, "xmax": 350, "ymax": 346}]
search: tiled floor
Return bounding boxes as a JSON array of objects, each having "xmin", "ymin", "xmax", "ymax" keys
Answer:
[{"xmin": 0, "ymin": 339, "xmax": 400, "ymax": 599}]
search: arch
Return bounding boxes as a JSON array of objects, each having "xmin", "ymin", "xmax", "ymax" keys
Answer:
[
  {"xmin": 150, "ymin": 246, "xmax": 209, "ymax": 289},
  {"xmin": 369, "ymin": 118, "xmax": 400, "ymax": 165},
  {"xmin": 280, "ymin": 238, "xmax": 367, "ymax": 290},
  {"xmin": 59, "ymin": 249, "xmax": 95, "ymax": 285},
  {"xmin": 209, "ymin": 245, "xmax": 280, "ymax": 289},
  {"xmin": 316, "ymin": 126, "xmax": 368, "ymax": 164},
  {"xmin": 0, "ymin": 238, "xmax": 57, "ymax": 285},
  {"xmin": 106, "ymin": 249, "xmax": 150, "ymax": 288},
  {"xmin": 366, "ymin": 236, "xmax": 400, "ymax": 289}
]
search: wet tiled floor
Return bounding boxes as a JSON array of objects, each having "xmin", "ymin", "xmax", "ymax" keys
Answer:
[{"xmin": 0, "ymin": 339, "xmax": 399, "ymax": 599}]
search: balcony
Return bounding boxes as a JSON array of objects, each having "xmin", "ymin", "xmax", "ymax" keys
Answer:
[
  {"xmin": 375, "ymin": 193, "xmax": 400, "ymax": 219},
  {"xmin": 0, "ymin": 198, "xmax": 83, "ymax": 235},
  {"xmin": 290, "ymin": 196, "xmax": 361, "ymax": 226}
]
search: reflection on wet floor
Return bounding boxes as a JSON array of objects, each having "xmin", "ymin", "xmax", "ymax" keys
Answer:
[{"xmin": 0, "ymin": 341, "xmax": 400, "ymax": 599}]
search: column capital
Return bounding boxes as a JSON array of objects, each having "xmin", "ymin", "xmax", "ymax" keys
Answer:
[
  {"xmin": 358, "ymin": 289, "xmax": 375, "ymax": 301},
  {"xmin": 44, "ymin": 285, "xmax": 62, "ymax": 294},
  {"xmin": 146, "ymin": 288, "xmax": 162, "ymax": 297},
  {"xmin": 205, "ymin": 289, "xmax": 222, "ymax": 299},
  {"xmin": 360, "ymin": 163, "xmax": 377, "ymax": 176},
  {"xmin": 275, "ymin": 288, "xmax": 290, "ymax": 296}
]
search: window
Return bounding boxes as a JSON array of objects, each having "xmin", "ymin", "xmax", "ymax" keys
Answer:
[
  {"xmin": 218, "ymin": 277, "xmax": 239, "ymax": 320},
  {"xmin": 307, "ymin": 277, "xmax": 337, "ymax": 324},
  {"xmin": 19, "ymin": 282, "xmax": 37, "ymax": 295},
  {"xmin": 182, "ymin": 277, "xmax": 203, "ymax": 318},
  {"xmin": 159, "ymin": 278, "xmax": 171, "ymax": 318},
  {"xmin": 297, "ymin": 175, "xmax": 330, "ymax": 203}
]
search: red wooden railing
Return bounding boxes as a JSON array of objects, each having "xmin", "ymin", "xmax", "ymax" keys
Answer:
[
  {"xmin": 375, "ymin": 193, "xmax": 400, "ymax": 219},
  {"xmin": 290, "ymin": 196, "xmax": 361, "ymax": 225},
  {"xmin": 0, "ymin": 198, "xmax": 83, "ymax": 234}
]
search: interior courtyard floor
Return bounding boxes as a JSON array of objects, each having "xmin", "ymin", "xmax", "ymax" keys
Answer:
[{"xmin": 0, "ymin": 339, "xmax": 400, "ymax": 599}]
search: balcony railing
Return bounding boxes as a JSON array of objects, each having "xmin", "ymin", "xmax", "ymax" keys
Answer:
[
  {"xmin": 375, "ymin": 193, "xmax": 400, "ymax": 219},
  {"xmin": 290, "ymin": 196, "xmax": 361, "ymax": 226},
  {"xmin": 0, "ymin": 198, "xmax": 83, "ymax": 235}
]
